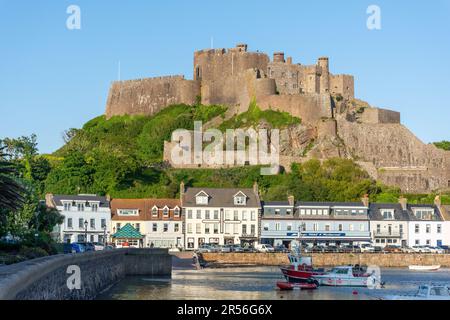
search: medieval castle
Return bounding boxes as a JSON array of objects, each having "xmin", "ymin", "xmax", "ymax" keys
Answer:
[{"xmin": 104, "ymin": 44, "xmax": 449, "ymax": 194}]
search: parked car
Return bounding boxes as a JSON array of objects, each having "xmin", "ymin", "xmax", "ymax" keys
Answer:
[
  {"xmin": 228, "ymin": 244, "xmax": 244, "ymax": 252},
  {"xmin": 383, "ymin": 245, "xmax": 403, "ymax": 253},
  {"xmin": 401, "ymin": 246, "xmax": 414, "ymax": 253},
  {"xmin": 325, "ymin": 245, "xmax": 339, "ymax": 253},
  {"xmin": 218, "ymin": 245, "xmax": 231, "ymax": 253},
  {"xmin": 104, "ymin": 245, "xmax": 115, "ymax": 250},
  {"xmin": 92, "ymin": 242, "xmax": 105, "ymax": 251},
  {"xmin": 274, "ymin": 245, "xmax": 289, "ymax": 253},
  {"xmin": 254, "ymin": 244, "xmax": 275, "ymax": 253},
  {"xmin": 438, "ymin": 245, "xmax": 450, "ymax": 253},
  {"xmin": 360, "ymin": 244, "xmax": 376, "ymax": 253},
  {"xmin": 197, "ymin": 244, "xmax": 214, "ymax": 253},
  {"xmin": 411, "ymin": 246, "xmax": 431, "ymax": 253},
  {"xmin": 426, "ymin": 246, "xmax": 445, "ymax": 254},
  {"xmin": 340, "ymin": 245, "xmax": 361, "ymax": 253},
  {"xmin": 84, "ymin": 242, "xmax": 95, "ymax": 251},
  {"xmin": 68, "ymin": 242, "xmax": 86, "ymax": 253}
]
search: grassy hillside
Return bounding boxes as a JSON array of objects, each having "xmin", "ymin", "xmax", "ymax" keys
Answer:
[{"xmin": 43, "ymin": 103, "xmax": 449, "ymax": 204}]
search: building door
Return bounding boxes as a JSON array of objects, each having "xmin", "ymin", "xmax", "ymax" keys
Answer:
[
  {"xmin": 388, "ymin": 225, "xmax": 392, "ymax": 235},
  {"xmin": 437, "ymin": 240, "xmax": 442, "ymax": 247}
]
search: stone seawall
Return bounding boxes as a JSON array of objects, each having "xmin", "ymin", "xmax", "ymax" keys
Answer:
[
  {"xmin": 201, "ymin": 252, "xmax": 450, "ymax": 268},
  {"xmin": 0, "ymin": 248, "xmax": 171, "ymax": 300}
]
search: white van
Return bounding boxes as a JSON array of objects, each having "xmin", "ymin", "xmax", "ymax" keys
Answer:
[{"xmin": 255, "ymin": 244, "xmax": 275, "ymax": 253}]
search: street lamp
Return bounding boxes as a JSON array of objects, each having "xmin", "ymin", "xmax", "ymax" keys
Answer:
[
  {"xmin": 103, "ymin": 224, "xmax": 107, "ymax": 246},
  {"xmin": 84, "ymin": 220, "xmax": 88, "ymax": 244}
]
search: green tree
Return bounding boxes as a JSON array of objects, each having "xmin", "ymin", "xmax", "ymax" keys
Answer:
[{"xmin": 0, "ymin": 147, "xmax": 26, "ymax": 211}]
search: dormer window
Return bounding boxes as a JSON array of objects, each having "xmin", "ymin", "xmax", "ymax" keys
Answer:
[
  {"xmin": 152, "ymin": 206, "xmax": 158, "ymax": 217},
  {"xmin": 195, "ymin": 191, "xmax": 209, "ymax": 205},
  {"xmin": 77, "ymin": 203, "xmax": 84, "ymax": 212},
  {"xmin": 91, "ymin": 203, "xmax": 98, "ymax": 212},
  {"xmin": 233, "ymin": 191, "xmax": 247, "ymax": 205},
  {"xmin": 413, "ymin": 208, "xmax": 434, "ymax": 220},
  {"xmin": 163, "ymin": 206, "xmax": 169, "ymax": 217},
  {"xmin": 381, "ymin": 209, "xmax": 394, "ymax": 220},
  {"xmin": 174, "ymin": 206, "xmax": 180, "ymax": 217}
]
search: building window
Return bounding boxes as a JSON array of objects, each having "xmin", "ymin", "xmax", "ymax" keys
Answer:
[
  {"xmin": 187, "ymin": 210, "xmax": 193, "ymax": 219},
  {"xmin": 162, "ymin": 207, "xmax": 169, "ymax": 217},
  {"xmin": 287, "ymin": 224, "xmax": 292, "ymax": 231},
  {"xmin": 275, "ymin": 223, "xmax": 281, "ymax": 231},
  {"xmin": 251, "ymin": 211, "xmax": 256, "ymax": 221},
  {"xmin": 174, "ymin": 223, "xmax": 179, "ymax": 232},
  {"xmin": 101, "ymin": 219, "xmax": 106, "ymax": 228},
  {"xmin": 174, "ymin": 207, "xmax": 180, "ymax": 217},
  {"xmin": 234, "ymin": 210, "xmax": 238, "ymax": 221},
  {"xmin": 90, "ymin": 219, "xmax": 95, "ymax": 229},
  {"xmin": 205, "ymin": 224, "xmax": 210, "ymax": 234},
  {"xmin": 67, "ymin": 218, "xmax": 73, "ymax": 228},
  {"xmin": 349, "ymin": 224, "xmax": 354, "ymax": 231},
  {"xmin": 77, "ymin": 235, "xmax": 84, "ymax": 242},
  {"xmin": 196, "ymin": 210, "xmax": 202, "ymax": 219},
  {"xmin": 153, "ymin": 223, "xmax": 157, "ymax": 232},
  {"xmin": 242, "ymin": 224, "xmax": 247, "ymax": 235},
  {"xmin": 415, "ymin": 224, "xmax": 420, "ymax": 233},
  {"xmin": 195, "ymin": 195, "xmax": 208, "ymax": 205},
  {"xmin": 415, "ymin": 239, "xmax": 420, "ymax": 245},
  {"xmin": 164, "ymin": 223, "xmax": 168, "ymax": 232},
  {"xmin": 187, "ymin": 223, "xmax": 192, "ymax": 234},
  {"xmin": 234, "ymin": 195, "xmax": 246, "ymax": 205},
  {"xmin": 382, "ymin": 210, "xmax": 394, "ymax": 220},
  {"xmin": 77, "ymin": 203, "xmax": 84, "ymax": 212},
  {"xmin": 64, "ymin": 203, "xmax": 71, "ymax": 211},
  {"xmin": 214, "ymin": 210, "xmax": 219, "ymax": 219},
  {"xmin": 286, "ymin": 209, "xmax": 292, "ymax": 215},
  {"xmin": 116, "ymin": 223, "xmax": 121, "ymax": 231},
  {"xmin": 242, "ymin": 211, "xmax": 247, "ymax": 220},
  {"xmin": 263, "ymin": 224, "xmax": 269, "ymax": 231},
  {"xmin": 426, "ymin": 224, "xmax": 431, "ymax": 233},
  {"xmin": 135, "ymin": 223, "xmax": 140, "ymax": 232},
  {"xmin": 300, "ymin": 209, "xmax": 305, "ymax": 215},
  {"xmin": 91, "ymin": 203, "xmax": 98, "ymax": 212},
  {"xmin": 196, "ymin": 223, "xmax": 201, "ymax": 234},
  {"xmin": 313, "ymin": 223, "xmax": 318, "ymax": 231},
  {"xmin": 233, "ymin": 224, "xmax": 239, "ymax": 234},
  {"xmin": 325, "ymin": 224, "xmax": 330, "ymax": 231},
  {"xmin": 360, "ymin": 224, "xmax": 364, "ymax": 231},
  {"xmin": 79, "ymin": 218, "xmax": 84, "ymax": 229},
  {"xmin": 275, "ymin": 209, "xmax": 280, "ymax": 215},
  {"xmin": 338, "ymin": 224, "xmax": 343, "ymax": 232},
  {"xmin": 437, "ymin": 224, "xmax": 442, "ymax": 233},
  {"xmin": 426, "ymin": 239, "xmax": 431, "ymax": 245},
  {"xmin": 414, "ymin": 209, "xmax": 434, "ymax": 220},
  {"xmin": 213, "ymin": 223, "xmax": 219, "ymax": 234},
  {"xmin": 225, "ymin": 224, "xmax": 231, "ymax": 234},
  {"xmin": 205, "ymin": 210, "xmax": 210, "ymax": 219},
  {"xmin": 251, "ymin": 225, "xmax": 255, "ymax": 235},
  {"xmin": 399, "ymin": 224, "xmax": 403, "ymax": 235}
]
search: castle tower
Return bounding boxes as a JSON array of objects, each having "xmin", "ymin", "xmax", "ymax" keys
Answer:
[
  {"xmin": 318, "ymin": 57, "xmax": 330, "ymax": 94},
  {"xmin": 273, "ymin": 52, "xmax": 285, "ymax": 63}
]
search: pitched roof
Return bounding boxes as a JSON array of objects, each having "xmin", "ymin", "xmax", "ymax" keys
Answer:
[
  {"xmin": 52, "ymin": 194, "xmax": 110, "ymax": 208},
  {"xmin": 183, "ymin": 187, "xmax": 260, "ymax": 208},
  {"xmin": 295, "ymin": 201, "xmax": 366, "ymax": 207},
  {"xmin": 110, "ymin": 198, "xmax": 181, "ymax": 221},
  {"xmin": 368, "ymin": 203, "xmax": 411, "ymax": 221},
  {"xmin": 112, "ymin": 223, "xmax": 143, "ymax": 239}
]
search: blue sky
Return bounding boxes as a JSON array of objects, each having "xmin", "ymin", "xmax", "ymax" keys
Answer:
[{"xmin": 0, "ymin": 0, "xmax": 449, "ymax": 154}]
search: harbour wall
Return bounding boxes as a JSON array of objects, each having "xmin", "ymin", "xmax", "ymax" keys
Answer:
[
  {"xmin": 201, "ymin": 253, "xmax": 450, "ymax": 268},
  {"xmin": 0, "ymin": 248, "xmax": 171, "ymax": 300}
]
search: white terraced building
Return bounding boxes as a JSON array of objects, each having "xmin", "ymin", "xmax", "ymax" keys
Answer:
[
  {"xmin": 46, "ymin": 194, "xmax": 111, "ymax": 244},
  {"xmin": 181, "ymin": 183, "xmax": 261, "ymax": 250}
]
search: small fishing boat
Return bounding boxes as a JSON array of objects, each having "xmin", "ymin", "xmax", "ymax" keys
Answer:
[
  {"xmin": 408, "ymin": 265, "xmax": 441, "ymax": 271},
  {"xmin": 382, "ymin": 284, "xmax": 450, "ymax": 300},
  {"xmin": 312, "ymin": 265, "xmax": 381, "ymax": 287},
  {"xmin": 279, "ymin": 252, "xmax": 325, "ymax": 284},
  {"xmin": 276, "ymin": 281, "xmax": 318, "ymax": 291}
]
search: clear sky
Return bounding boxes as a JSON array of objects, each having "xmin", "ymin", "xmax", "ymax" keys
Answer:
[{"xmin": 0, "ymin": 0, "xmax": 449, "ymax": 154}]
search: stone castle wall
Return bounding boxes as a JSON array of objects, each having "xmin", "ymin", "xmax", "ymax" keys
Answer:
[
  {"xmin": 105, "ymin": 76, "xmax": 200, "ymax": 118},
  {"xmin": 360, "ymin": 107, "xmax": 401, "ymax": 124}
]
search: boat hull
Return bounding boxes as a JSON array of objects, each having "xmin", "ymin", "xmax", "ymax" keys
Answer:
[
  {"xmin": 408, "ymin": 265, "xmax": 441, "ymax": 271},
  {"xmin": 280, "ymin": 266, "xmax": 325, "ymax": 283},
  {"xmin": 276, "ymin": 281, "xmax": 318, "ymax": 291}
]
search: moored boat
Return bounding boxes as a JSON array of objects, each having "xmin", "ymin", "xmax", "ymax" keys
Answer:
[
  {"xmin": 276, "ymin": 281, "xmax": 318, "ymax": 290},
  {"xmin": 408, "ymin": 265, "xmax": 441, "ymax": 271},
  {"xmin": 382, "ymin": 284, "xmax": 450, "ymax": 300},
  {"xmin": 312, "ymin": 265, "xmax": 381, "ymax": 287},
  {"xmin": 279, "ymin": 252, "xmax": 325, "ymax": 284}
]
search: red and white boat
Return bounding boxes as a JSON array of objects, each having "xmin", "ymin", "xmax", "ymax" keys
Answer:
[{"xmin": 279, "ymin": 252, "xmax": 325, "ymax": 285}]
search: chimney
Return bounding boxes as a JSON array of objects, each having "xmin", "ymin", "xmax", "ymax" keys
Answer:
[
  {"xmin": 287, "ymin": 195, "xmax": 295, "ymax": 206},
  {"xmin": 180, "ymin": 181, "xmax": 185, "ymax": 202},
  {"xmin": 45, "ymin": 193, "xmax": 54, "ymax": 208},
  {"xmin": 434, "ymin": 195, "xmax": 441, "ymax": 207},
  {"xmin": 253, "ymin": 181, "xmax": 259, "ymax": 196},
  {"xmin": 361, "ymin": 194, "xmax": 369, "ymax": 207},
  {"xmin": 106, "ymin": 194, "xmax": 111, "ymax": 202},
  {"xmin": 399, "ymin": 196, "xmax": 407, "ymax": 211}
]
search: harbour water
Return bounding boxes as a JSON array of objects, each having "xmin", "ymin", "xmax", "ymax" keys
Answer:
[{"xmin": 98, "ymin": 266, "xmax": 450, "ymax": 300}]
